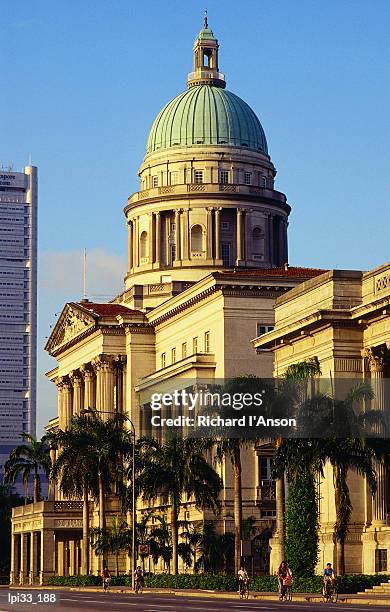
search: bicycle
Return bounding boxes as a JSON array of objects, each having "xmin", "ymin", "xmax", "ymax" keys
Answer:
[
  {"xmin": 239, "ymin": 579, "xmax": 249, "ymax": 599},
  {"xmin": 279, "ymin": 580, "xmax": 293, "ymax": 602},
  {"xmin": 134, "ymin": 578, "xmax": 144, "ymax": 594},
  {"xmin": 103, "ymin": 577, "xmax": 111, "ymax": 593},
  {"xmin": 323, "ymin": 579, "xmax": 338, "ymax": 603}
]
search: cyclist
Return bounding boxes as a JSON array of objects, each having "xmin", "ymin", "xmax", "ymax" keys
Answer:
[
  {"xmin": 322, "ymin": 563, "xmax": 336, "ymax": 596},
  {"xmin": 134, "ymin": 565, "xmax": 145, "ymax": 593},
  {"xmin": 102, "ymin": 566, "xmax": 111, "ymax": 592},
  {"xmin": 277, "ymin": 561, "xmax": 293, "ymax": 600},
  {"xmin": 237, "ymin": 566, "xmax": 249, "ymax": 596}
]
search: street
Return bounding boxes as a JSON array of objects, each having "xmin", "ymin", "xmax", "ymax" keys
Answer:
[{"xmin": 0, "ymin": 591, "xmax": 390, "ymax": 612}]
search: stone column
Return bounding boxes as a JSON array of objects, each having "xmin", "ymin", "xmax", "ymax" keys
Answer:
[
  {"xmin": 148, "ymin": 212, "xmax": 153, "ymax": 263},
  {"xmin": 174, "ymin": 209, "xmax": 181, "ymax": 261},
  {"xmin": 57, "ymin": 539, "xmax": 66, "ymax": 576},
  {"xmin": 69, "ymin": 539, "xmax": 76, "ymax": 576},
  {"xmin": 48, "ymin": 447, "xmax": 57, "ymax": 501},
  {"xmin": 30, "ymin": 532, "xmax": 38, "ymax": 585},
  {"xmin": 206, "ymin": 207, "xmax": 213, "ymax": 259},
  {"xmin": 214, "ymin": 207, "xmax": 222, "ymax": 262},
  {"xmin": 80, "ymin": 364, "xmax": 95, "ymax": 410},
  {"xmin": 70, "ymin": 371, "xmax": 83, "ymax": 416},
  {"xmin": 236, "ymin": 208, "xmax": 243, "ymax": 264},
  {"xmin": 55, "ymin": 378, "xmax": 65, "ymax": 431},
  {"xmin": 10, "ymin": 534, "xmax": 20, "ymax": 585},
  {"xmin": 268, "ymin": 214, "xmax": 274, "ymax": 265},
  {"xmin": 62, "ymin": 377, "xmax": 73, "ymax": 429},
  {"xmin": 127, "ymin": 220, "xmax": 133, "ymax": 270},
  {"xmin": 183, "ymin": 208, "xmax": 190, "ymax": 260},
  {"xmin": 92, "ymin": 355, "xmax": 115, "ymax": 419},
  {"xmin": 155, "ymin": 212, "xmax": 161, "ymax": 265},
  {"xmin": 365, "ymin": 345, "xmax": 389, "ymax": 526},
  {"xmin": 20, "ymin": 533, "xmax": 29, "ymax": 584},
  {"xmin": 40, "ymin": 529, "xmax": 55, "ymax": 585},
  {"xmin": 114, "ymin": 356, "xmax": 126, "ymax": 413},
  {"xmin": 133, "ymin": 217, "xmax": 139, "ymax": 268}
]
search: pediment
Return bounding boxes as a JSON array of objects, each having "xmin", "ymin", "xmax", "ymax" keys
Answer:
[{"xmin": 45, "ymin": 302, "xmax": 96, "ymax": 356}]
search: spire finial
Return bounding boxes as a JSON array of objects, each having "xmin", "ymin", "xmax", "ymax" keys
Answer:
[{"xmin": 204, "ymin": 9, "xmax": 208, "ymax": 29}]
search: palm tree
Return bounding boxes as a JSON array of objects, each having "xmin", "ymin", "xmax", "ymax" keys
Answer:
[
  {"xmin": 149, "ymin": 514, "xmax": 172, "ymax": 571},
  {"xmin": 78, "ymin": 411, "xmax": 133, "ymax": 533},
  {"xmin": 137, "ymin": 437, "xmax": 222, "ymax": 574},
  {"xmin": 273, "ymin": 382, "xmax": 382, "ymax": 575},
  {"xmin": 213, "ymin": 375, "xmax": 270, "ymax": 575},
  {"xmin": 275, "ymin": 358, "xmax": 322, "ymax": 565},
  {"xmin": 50, "ymin": 419, "xmax": 100, "ymax": 576},
  {"xmin": 183, "ymin": 521, "xmax": 234, "ymax": 573},
  {"xmin": 4, "ymin": 433, "xmax": 51, "ymax": 503},
  {"xmin": 91, "ymin": 515, "xmax": 131, "ymax": 576}
]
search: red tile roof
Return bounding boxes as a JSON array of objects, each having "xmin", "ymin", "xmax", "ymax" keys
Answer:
[
  {"xmin": 218, "ymin": 266, "xmax": 327, "ymax": 278},
  {"xmin": 75, "ymin": 302, "xmax": 143, "ymax": 317}
]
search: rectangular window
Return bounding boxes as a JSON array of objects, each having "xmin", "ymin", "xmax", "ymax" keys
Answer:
[
  {"xmin": 220, "ymin": 170, "xmax": 229, "ymax": 184},
  {"xmin": 152, "ymin": 176, "xmax": 158, "ymax": 188},
  {"xmin": 375, "ymin": 549, "xmax": 387, "ymax": 572},
  {"xmin": 244, "ymin": 172, "xmax": 252, "ymax": 185},
  {"xmin": 221, "ymin": 242, "xmax": 231, "ymax": 266},
  {"xmin": 204, "ymin": 331, "xmax": 210, "ymax": 353},
  {"xmin": 170, "ymin": 171, "xmax": 179, "ymax": 185},
  {"xmin": 161, "ymin": 353, "xmax": 166, "ymax": 368},
  {"xmin": 171, "ymin": 348, "xmax": 176, "ymax": 364},
  {"xmin": 182, "ymin": 342, "xmax": 187, "ymax": 359},
  {"xmin": 257, "ymin": 324, "xmax": 274, "ymax": 336},
  {"xmin": 194, "ymin": 170, "xmax": 203, "ymax": 184},
  {"xmin": 259, "ymin": 456, "xmax": 273, "ymax": 481},
  {"xmin": 193, "ymin": 336, "xmax": 198, "ymax": 354}
]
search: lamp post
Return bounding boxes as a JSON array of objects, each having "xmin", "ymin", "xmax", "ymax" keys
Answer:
[{"xmin": 80, "ymin": 407, "xmax": 137, "ymax": 590}]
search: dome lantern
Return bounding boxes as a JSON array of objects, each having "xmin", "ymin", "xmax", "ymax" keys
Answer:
[{"xmin": 187, "ymin": 12, "xmax": 226, "ymax": 89}]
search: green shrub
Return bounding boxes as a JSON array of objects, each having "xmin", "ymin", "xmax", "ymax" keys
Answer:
[
  {"xmin": 336, "ymin": 574, "xmax": 390, "ymax": 594},
  {"xmin": 285, "ymin": 471, "xmax": 319, "ymax": 577},
  {"xmin": 47, "ymin": 575, "xmax": 101, "ymax": 586},
  {"xmin": 46, "ymin": 572, "xmax": 390, "ymax": 593}
]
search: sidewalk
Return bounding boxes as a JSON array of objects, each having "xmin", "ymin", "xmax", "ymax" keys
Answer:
[{"xmin": 7, "ymin": 585, "xmax": 390, "ymax": 606}]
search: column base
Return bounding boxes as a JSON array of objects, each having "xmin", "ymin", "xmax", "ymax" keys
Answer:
[
  {"xmin": 40, "ymin": 571, "xmax": 55, "ymax": 586},
  {"xmin": 235, "ymin": 259, "xmax": 246, "ymax": 266},
  {"xmin": 269, "ymin": 535, "xmax": 284, "ymax": 575}
]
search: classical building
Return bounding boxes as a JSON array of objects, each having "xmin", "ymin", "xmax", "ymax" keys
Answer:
[
  {"xmin": 11, "ymin": 21, "xmax": 329, "ymax": 583},
  {"xmin": 0, "ymin": 166, "xmax": 38, "ymax": 496},
  {"xmin": 254, "ymin": 264, "xmax": 390, "ymax": 574}
]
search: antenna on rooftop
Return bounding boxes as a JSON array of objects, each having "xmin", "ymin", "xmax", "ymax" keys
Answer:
[{"xmin": 83, "ymin": 248, "xmax": 88, "ymax": 301}]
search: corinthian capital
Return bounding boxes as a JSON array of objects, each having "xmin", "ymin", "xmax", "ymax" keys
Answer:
[
  {"xmin": 363, "ymin": 344, "xmax": 390, "ymax": 372},
  {"xmin": 91, "ymin": 354, "xmax": 115, "ymax": 373}
]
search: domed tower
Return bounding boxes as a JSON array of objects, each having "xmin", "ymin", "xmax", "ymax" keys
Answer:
[{"xmin": 124, "ymin": 19, "xmax": 290, "ymax": 291}]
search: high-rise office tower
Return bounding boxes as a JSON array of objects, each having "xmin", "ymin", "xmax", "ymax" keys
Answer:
[{"xmin": 0, "ymin": 166, "xmax": 37, "ymax": 493}]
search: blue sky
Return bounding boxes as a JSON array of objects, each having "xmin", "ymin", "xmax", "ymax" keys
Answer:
[{"xmin": 2, "ymin": 0, "xmax": 390, "ymax": 435}]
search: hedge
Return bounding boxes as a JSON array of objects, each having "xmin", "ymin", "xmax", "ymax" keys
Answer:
[{"xmin": 47, "ymin": 573, "xmax": 390, "ymax": 593}]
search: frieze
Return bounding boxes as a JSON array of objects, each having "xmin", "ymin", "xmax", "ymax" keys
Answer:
[{"xmin": 55, "ymin": 519, "xmax": 83, "ymax": 529}]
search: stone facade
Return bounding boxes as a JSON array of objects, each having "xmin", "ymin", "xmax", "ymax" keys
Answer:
[{"xmin": 254, "ymin": 263, "xmax": 390, "ymax": 575}]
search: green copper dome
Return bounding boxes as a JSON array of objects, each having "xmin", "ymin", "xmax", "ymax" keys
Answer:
[{"xmin": 146, "ymin": 85, "xmax": 268, "ymax": 155}]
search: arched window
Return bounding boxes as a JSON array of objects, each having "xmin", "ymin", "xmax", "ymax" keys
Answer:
[
  {"xmin": 191, "ymin": 224, "xmax": 204, "ymax": 253},
  {"xmin": 140, "ymin": 231, "xmax": 148, "ymax": 259},
  {"xmin": 253, "ymin": 227, "xmax": 263, "ymax": 253}
]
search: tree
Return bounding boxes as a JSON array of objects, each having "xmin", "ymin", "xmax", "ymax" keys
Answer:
[
  {"xmin": 4, "ymin": 433, "xmax": 51, "ymax": 503},
  {"xmin": 273, "ymin": 382, "xmax": 381, "ymax": 575},
  {"xmin": 0, "ymin": 484, "xmax": 24, "ymax": 577},
  {"xmin": 213, "ymin": 375, "xmax": 267, "ymax": 575},
  {"xmin": 91, "ymin": 516, "xmax": 131, "ymax": 576},
  {"xmin": 284, "ymin": 470, "xmax": 319, "ymax": 576},
  {"xmin": 277, "ymin": 358, "xmax": 321, "ymax": 575},
  {"xmin": 50, "ymin": 419, "xmax": 100, "ymax": 575},
  {"xmin": 77, "ymin": 411, "xmax": 133, "ymax": 533},
  {"xmin": 137, "ymin": 437, "xmax": 222, "ymax": 574}
]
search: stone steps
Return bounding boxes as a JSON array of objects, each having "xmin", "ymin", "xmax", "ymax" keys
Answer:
[{"xmin": 358, "ymin": 580, "xmax": 390, "ymax": 595}]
